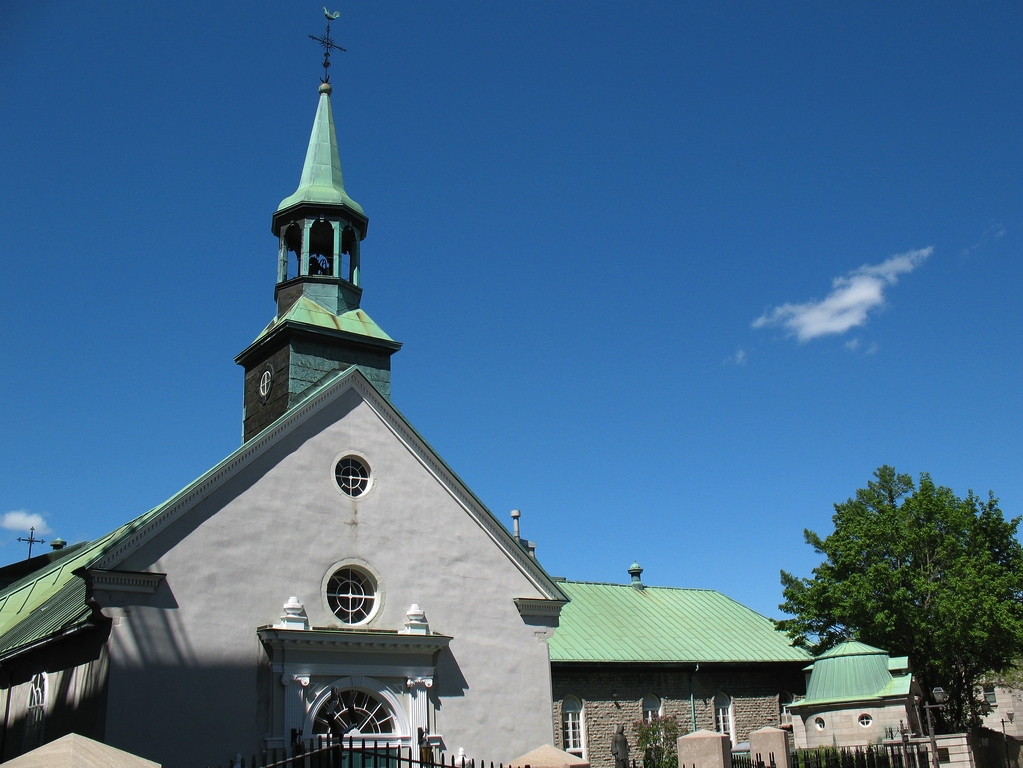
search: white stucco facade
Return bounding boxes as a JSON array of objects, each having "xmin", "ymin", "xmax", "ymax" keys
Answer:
[{"xmin": 87, "ymin": 373, "xmax": 564, "ymax": 768}]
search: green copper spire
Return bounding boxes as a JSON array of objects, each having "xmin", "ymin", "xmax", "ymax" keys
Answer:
[
  {"xmin": 240, "ymin": 71, "xmax": 400, "ymax": 444},
  {"xmin": 277, "ymin": 83, "xmax": 364, "ymax": 215}
]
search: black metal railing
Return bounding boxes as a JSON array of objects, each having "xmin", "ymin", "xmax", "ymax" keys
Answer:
[
  {"xmin": 791, "ymin": 744, "xmax": 930, "ymax": 768},
  {"xmin": 211, "ymin": 736, "xmax": 536, "ymax": 768},
  {"xmin": 732, "ymin": 752, "xmax": 779, "ymax": 768}
]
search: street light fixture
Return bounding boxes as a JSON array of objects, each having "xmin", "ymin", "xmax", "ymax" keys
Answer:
[
  {"xmin": 1001, "ymin": 711, "xmax": 1015, "ymax": 768},
  {"xmin": 924, "ymin": 688, "xmax": 948, "ymax": 768}
]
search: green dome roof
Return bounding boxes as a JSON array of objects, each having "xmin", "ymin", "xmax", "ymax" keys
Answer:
[{"xmin": 803, "ymin": 641, "xmax": 894, "ymax": 703}]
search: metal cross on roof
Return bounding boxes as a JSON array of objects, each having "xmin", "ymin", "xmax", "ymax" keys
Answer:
[
  {"xmin": 16, "ymin": 526, "xmax": 45, "ymax": 560},
  {"xmin": 310, "ymin": 7, "xmax": 347, "ymax": 84}
]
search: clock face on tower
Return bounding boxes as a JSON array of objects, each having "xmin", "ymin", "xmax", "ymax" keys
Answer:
[{"xmin": 258, "ymin": 366, "xmax": 274, "ymax": 404}]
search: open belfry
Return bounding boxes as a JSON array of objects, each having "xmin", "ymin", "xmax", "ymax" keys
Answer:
[{"xmin": 236, "ymin": 40, "xmax": 401, "ymax": 441}]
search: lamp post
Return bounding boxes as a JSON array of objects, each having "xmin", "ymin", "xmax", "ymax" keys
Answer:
[
  {"xmin": 1001, "ymin": 711, "xmax": 1015, "ymax": 768},
  {"xmin": 923, "ymin": 688, "xmax": 948, "ymax": 768}
]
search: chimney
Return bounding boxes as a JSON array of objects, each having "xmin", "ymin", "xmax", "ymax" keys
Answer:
[
  {"xmin": 510, "ymin": 509, "xmax": 537, "ymax": 558},
  {"xmin": 628, "ymin": 561, "xmax": 644, "ymax": 589}
]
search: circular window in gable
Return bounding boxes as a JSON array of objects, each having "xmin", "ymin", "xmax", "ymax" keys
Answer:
[
  {"xmin": 327, "ymin": 567, "xmax": 377, "ymax": 624},
  {"xmin": 335, "ymin": 456, "xmax": 370, "ymax": 497},
  {"xmin": 858, "ymin": 714, "xmax": 873, "ymax": 727}
]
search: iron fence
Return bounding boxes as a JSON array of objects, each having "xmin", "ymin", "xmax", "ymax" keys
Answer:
[
  {"xmin": 210, "ymin": 736, "xmax": 541, "ymax": 768},
  {"xmin": 732, "ymin": 752, "xmax": 779, "ymax": 768},
  {"xmin": 790, "ymin": 744, "xmax": 930, "ymax": 768}
]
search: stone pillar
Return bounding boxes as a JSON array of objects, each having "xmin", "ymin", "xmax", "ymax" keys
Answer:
[
  {"xmin": 281, "ymin": 674, "xmax": 310, "ymax": 753},
  {"xmin": 299, "ymin": 220, "xmax": 311, "ymax": 276},
  {"xmin": 406, "ymin": 676, "xmax": 433, "ymax": 735},
  {"xmin": 677, "ymin": 730, "xmax": 731, "ymax": 768},
  {"xmin": 749, "ymin": 727, "xmax": 790, "ymax": 768},
  {"xmin": 351, "ymin": 237, "xmax": 360, "ymax": 287},
  {"xmin": 279, "ymin": 235, "xmax": 289, "ymax": 282},
  {"xmin": 332, "ymin": 222, "xmax": 342, "ymax": 279}
]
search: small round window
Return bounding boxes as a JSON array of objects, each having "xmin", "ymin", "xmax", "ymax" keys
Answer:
[
  {"xmin": 335, "ymin": 456, "xmax": 370, "ymax": 497},
  {"xmin": 814, "ymin": 717, "xmax": 826, "ymax": 730},
  {"xmin": 859, "ymin": 714, "xmax": 873, "ymax": 727},
  {"xmin": 327, "ymin": 567, "xmax": 377, "ymax": 624}
]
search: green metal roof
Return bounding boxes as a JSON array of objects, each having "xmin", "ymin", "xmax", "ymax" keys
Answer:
[
  {"xmin": 0, "ymin": 526, "xmax": 131, "ymax": 658},
  {"xmin": 253, "ymin": 296, "xmax": 395, "ymax": 345},
  {"xmin": 548, "ymin": 581, "xmax": 810, "ymax": 664},
  {"xmin": 817, "ymin": 640, "xmax": 886, "ymax": 659},
  {"xmin": 277, "ymin": 85, "xmax": 364, "ymax": 215},
  {"xmin": 791, "ymin": 640, "xmax": 913, "ymax": 708}
]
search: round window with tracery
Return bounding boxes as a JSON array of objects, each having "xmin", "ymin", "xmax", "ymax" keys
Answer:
[
  {"xmin": 335, "ymin": 457, "xmax": 370, "ymax": 497},
  {"xmin": 313, "ymin": 688, "xmax": 396, "ymax": 736},
  {"xmin": 327, "ymin": 567, "xmax": 376, "ymax": 624}
]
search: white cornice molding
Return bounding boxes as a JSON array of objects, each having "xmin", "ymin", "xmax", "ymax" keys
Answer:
[
  {"xmin": 257, "ymin": 626, "xmax": 452, "ymax": 655},
  {"xmin": 81, "ymin": 569, "xmax": 166, "ymax": 595},
  {"xmin": 514, "ymin": 597, "xmax": 567, "ymax": 617}
]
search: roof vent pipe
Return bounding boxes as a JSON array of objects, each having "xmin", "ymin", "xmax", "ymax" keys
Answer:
[
  {"xmin": 511, "ymin": 509, "xmax": 521, "ymax": 540},
  {"xmin": 50, "ymin": 538, "xmax": 66, "ymax": 551},
  {"xmin": 628, "ymin": 561, "xmax": 644, "ymax": 589}
]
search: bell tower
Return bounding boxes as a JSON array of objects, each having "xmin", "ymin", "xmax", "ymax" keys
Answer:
[{"xmin": 235, "ymin": 76, "xmax": 401, "ymax": 443}]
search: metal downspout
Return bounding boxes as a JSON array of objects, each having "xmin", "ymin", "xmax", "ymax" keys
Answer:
[{"xmin": 689, "ymin": 663, "xmax": 699, "ymax": 732}]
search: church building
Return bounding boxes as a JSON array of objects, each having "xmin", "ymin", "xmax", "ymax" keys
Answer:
[
  {"xmin": 0, "ymin": 22, "xmax": 815, "ymax": 768},
  {"xmin": 0, "ymin": 73, "xmax": 567, "ymax": 768}
]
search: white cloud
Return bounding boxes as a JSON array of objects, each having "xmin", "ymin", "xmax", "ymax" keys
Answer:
[
  {"xmin": 725, "ymin": 348, "xmax": 747, "ymax": 366},
  {"xmin": 1, "ymin": 510, "xmax": 52, "ymax": 535},
  {"xmin": 962, "ymin": 222, "xmax": 1006, "ymax": 256},
  {"xmin": 752, "ymin": 247, "xmax": 932, "ymax": 342}
]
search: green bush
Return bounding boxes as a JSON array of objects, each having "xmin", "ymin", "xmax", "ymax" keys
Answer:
[{"xmin": 634, "ymin": 715, "xmax": 682, "ymax": 768}]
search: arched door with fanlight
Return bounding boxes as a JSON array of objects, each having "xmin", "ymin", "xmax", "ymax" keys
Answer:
[{"xmin": 303, "ymin": 678, "xmax": 410, "ymax": 749}]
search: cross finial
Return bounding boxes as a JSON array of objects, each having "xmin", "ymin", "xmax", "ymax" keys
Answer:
[
  {"xmin": 310, "ymin": 8, "xmax": 346, "ymax": 85},
  {"xmin": 16, "ymin": 526, "xmax": 45, "ymax": 560}
]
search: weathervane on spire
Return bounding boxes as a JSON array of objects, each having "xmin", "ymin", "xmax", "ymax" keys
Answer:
[{"xmin": 310, "ymin": 7, "xmax": 346, "ymax": 84}]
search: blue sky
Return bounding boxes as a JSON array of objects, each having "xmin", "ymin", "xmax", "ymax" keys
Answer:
[{"xmin": 1, "ymin": 3, "xmax": 1020, "ymax": 619}]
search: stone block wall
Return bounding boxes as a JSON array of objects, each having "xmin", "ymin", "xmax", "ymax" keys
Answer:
[
  {"xmin": 552, "ymin": 664, "xmax": 806, "ymax": 768},
  {"xmin": 792, "ymin": 702, "xmax": 913, "ymax": 749}
]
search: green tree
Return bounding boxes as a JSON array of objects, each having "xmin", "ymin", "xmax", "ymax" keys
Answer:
[
  {"xmin": 777, "ymin": 466, "xmax": 1023, "ymax": 731},
  {"xmin": 634, "ymin": 715, "xmax": 681, "ymax": 768}
]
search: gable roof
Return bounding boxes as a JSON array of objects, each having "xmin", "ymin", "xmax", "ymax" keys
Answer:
[
  {"xmin": 0, "ymin": 367, "xmax": 567, "ymax": 661},
  {"xmin": 548, "ymin": 580, "xmax": 809, "ymax": 664}
]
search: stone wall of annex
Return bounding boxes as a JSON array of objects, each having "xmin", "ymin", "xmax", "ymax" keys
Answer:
[{"xmin": 552, "ymin": 664, "xmax": 805, "ymax": 768}]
